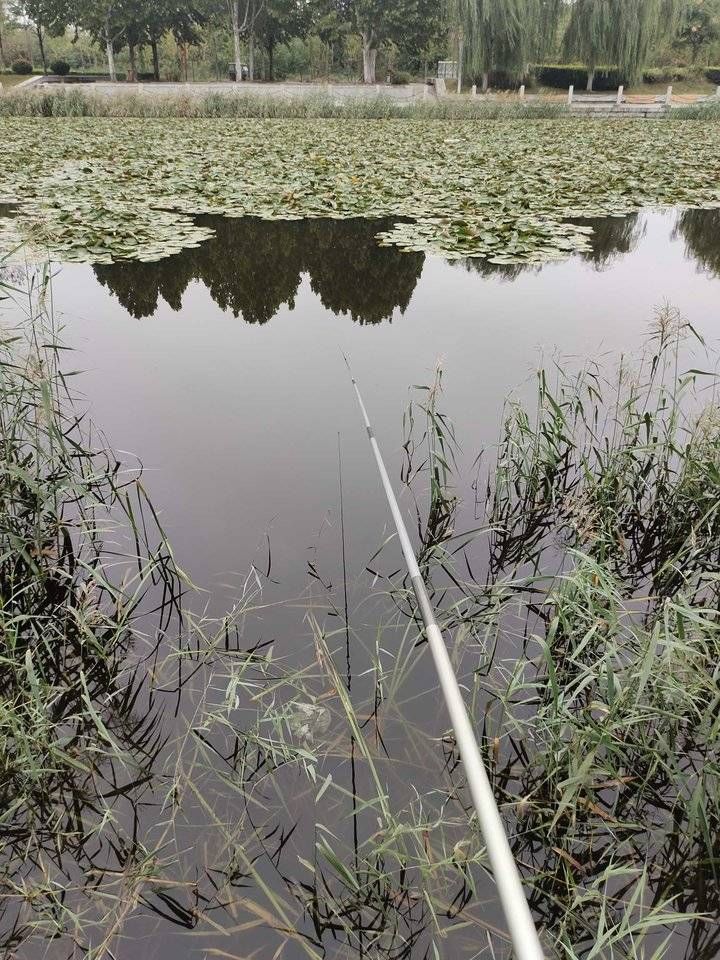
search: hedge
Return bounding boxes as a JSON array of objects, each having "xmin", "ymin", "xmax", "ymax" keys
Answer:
[
  {"xmin": 706, "ymin": 68, "xmax": 720, "ymax": 85},
  {"xmin": 642, "ymin": 66, "xmax": 689, "ymax": 83},
  {"xmin": 534, "ymin": 64, "xmax": 625, "ymax": 90}
]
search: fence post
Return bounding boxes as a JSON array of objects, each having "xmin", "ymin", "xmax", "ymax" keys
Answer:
[
  {"xmin": 616, "ymin": 84, "xmax": 623, "ymax": 105},
  {"xmin": 519, "ymin": 83, "xmax": 525, "ymax": 100},
  {"xmin": 471, "ymin": 83, "xmax": 477, "ymax": 97},
  {"xmin": 568, "ymin": 84, "xmax": 574, "ymax": 105},
  {"xmin": 666, "ymin": 84, "xmax": 673, "ymax": 106}
]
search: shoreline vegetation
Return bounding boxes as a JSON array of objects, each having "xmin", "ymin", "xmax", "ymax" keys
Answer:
[
  {"xmin": 3, "ymin": 267, "xmax": 720, "ymax": 958},
  {"xmin": 3, "ymin": 86, "xmax": 720, "ymax": 120},
  {"xmin": 1, "ymin": 112, "xmax": 720, "ymax": 267}
]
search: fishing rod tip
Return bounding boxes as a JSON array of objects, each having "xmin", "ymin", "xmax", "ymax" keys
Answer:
[{"xmin": 340, "ymin": 350, "xmax": 356, "ymax": 383}]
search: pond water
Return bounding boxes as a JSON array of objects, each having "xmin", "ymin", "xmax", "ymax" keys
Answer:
[
  {"xmin": 43, "ymin": 209, "xmax": 720, "ymax": 612},
  {"xmin": 4, "ymin": 207, "xmax": 720, "ymax": 959}
]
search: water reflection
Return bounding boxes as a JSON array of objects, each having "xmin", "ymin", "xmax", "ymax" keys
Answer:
[
  {"xmin": 459, "ymin": 213, "xmax": 645, "ymax": 282},
  {"xmin": 94, "ymin": 217, "xmax": 425, "ymax": 325},
  {"xmin": 674, "ymin": 208, "xmax": 720, "ymax": 278},
  {"xmin": 94, "ymin": 212, "xmax": 660, "ymax": 324},
  {"xmin": 576, "ymin": 213, "xmax": 645, "ymax": 269}
]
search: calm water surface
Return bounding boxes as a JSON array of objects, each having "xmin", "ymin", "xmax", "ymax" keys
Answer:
[
  {"xmin": 46, "ymin": 209, "xmax": 720, "ymax": 610},
  {"xmin": 5, "ymin": 207, "xmax": 720, "ymax": 959}
]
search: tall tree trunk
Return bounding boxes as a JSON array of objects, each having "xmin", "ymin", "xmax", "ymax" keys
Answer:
[
  {"xmin": 248, "ymin": 32, "xmax": 254, "ymax": 80},
  {"xmin": 36, "ymin": 22, "xmax": 47, "ymax": 73},
  {"xmin": 180, "ymin": 43, "xmax": 188, "ymax": 82},
  {"xmin": 481, "ymin": 71, "xmax": 489, "ymax": 92},
  {"xmin": 586, "ymin": 68, "xmax": 595, "ymax": 91},
  {"xmin": 151, "ymin": 38, "xmax": 160, "ymax": 80},
  {"xmin": 268, "ymin": 42, "xmax": 274, "ymax": 81},
  {"xmin": 106, "ymin": 33, "xmax": 117, "ymax": 81},
  {"xmin": 231, "ymin": 1, "xmax": 242, "ymax": 81},
  {"xmin": 0, "ymin": 7, "xmax": 6, "ymax": 71},
  {"xmin": 127, "ymin": 41, "xmax": 137, "ymax": 82},
  {"xmin": 361, "ymin": 31, "xmax": 376, "ymax": 84},
  {"xmin": 456, "ymin": 35, "xmax": 463, "ymax": 93}
]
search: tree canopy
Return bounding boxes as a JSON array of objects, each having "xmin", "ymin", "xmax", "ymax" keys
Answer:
[
  {"xmin": 563, "ymin": 0, "xmax": 686, "ymax": 87},
  {"xmin": 5, "ymin": 0, "xmax": 718, "ymax": 91}
]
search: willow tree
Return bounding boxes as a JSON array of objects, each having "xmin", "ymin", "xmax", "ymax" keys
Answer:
[
  {"xmin": 563, "ymin": 0, "xmax": 686, "ymax": 90},
  {"xmin": 447, "ymin": 0, "xmax": 559, "ymax": 91}
]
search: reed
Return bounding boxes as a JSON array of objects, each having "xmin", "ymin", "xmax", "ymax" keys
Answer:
[
  {"xmin": 0, "ymin": 88, "xmax": 569, "ymax": 119},
  {"xmin": 2, "ymin": 264, "xmax": 718, "ymax": 959}
]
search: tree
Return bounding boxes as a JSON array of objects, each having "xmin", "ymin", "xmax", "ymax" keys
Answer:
[
  {"xmin": 676, "ymin": 0, "xmax": 720, "ymax": 62},
  {"xmin": 563, "ymin": 0, "xmax": 685, "ymax": 90},
  {"xmin": 145, "ymin": 1, "xmax": 209, "ymax": 80},
  {"xmin": 10, "ymin": 0, "xmax": 68, "ymax": 72},
  {"xmin": 330, "ymin": 0, "xmax": 437, "ymax": 83},
  {"xmin": 70, "ymin": 0, "xmax": 128, "ymax": 80},
  {"xmin": 309, "ymin": 0, "xmax": 349, "ymax": 72},
  {"xmin": 446, "ymin": 0, "xmax": 552, "ymax": 91},
  {"xmin": 256, "ymin": 0, "xmax": 308, "ymax": 79},
  {"xmin": 226, "ymin": 0, "xmax": 265, "ymax": 80},
  {"xmin": 0, "ymin": 0, "xmax": 7, "ymax": 68}
]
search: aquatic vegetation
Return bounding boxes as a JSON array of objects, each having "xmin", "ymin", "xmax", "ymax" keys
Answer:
[{"xmin": 1, "ymin": 116, "xmax": 720, "ymax": 265}]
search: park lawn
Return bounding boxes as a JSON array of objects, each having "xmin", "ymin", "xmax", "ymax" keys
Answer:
[{"xmin": 1, "ymin": 74, "xmax": 32, "ymax": 88}]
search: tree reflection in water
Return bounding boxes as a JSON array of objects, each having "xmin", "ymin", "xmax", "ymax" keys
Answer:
[
  {"xmin": 674, "ymin": 208, "xmax": 720, "ymax": 279},
  {"xmin": 92, "ymin": 210, "xmax": 720, "ymax": 323},
  {"xmin": 459, "ymin": 213, "xmax": 645, "ymax": 281},
  {"xmin": 94, "ymin": 217, "xmax": 425, "ymax": 325}
]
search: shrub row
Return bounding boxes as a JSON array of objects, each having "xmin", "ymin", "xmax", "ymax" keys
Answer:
[
  {"xmin": 535, "ymin": 63, "xmax": 705, "ymax": 89},
  {"xmin": 642, "ymin": 66, "xmax": 692, "ymax": 83},
  {"xmin": 534, "ymin": 64, "xmax": 626, "ymax": 90},
  {"xmin": 8, "ymin": 58, "xmax": 69, "ymax": 76}
]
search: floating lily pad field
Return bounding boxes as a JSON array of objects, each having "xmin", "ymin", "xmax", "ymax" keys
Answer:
[{"xmin": 1, "ymin": 117, "xmax": 720, "ymax": 264}]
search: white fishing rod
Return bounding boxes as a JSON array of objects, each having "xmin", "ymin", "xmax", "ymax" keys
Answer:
[{"xmin": 347, "ymin": 361, "xmax": 544, "ymax": 960}]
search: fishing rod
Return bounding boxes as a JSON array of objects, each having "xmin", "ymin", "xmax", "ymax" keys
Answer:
[{"xmin": 346, "ymin": 361, "xmax": 545, "ymax": 960}]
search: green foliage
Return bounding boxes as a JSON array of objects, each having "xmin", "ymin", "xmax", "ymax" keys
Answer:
[
  {"xmin": 10, "ymin": 56, "xmax": 31, "ymax": 72},
  {"xmin": 447, "ymin": 0, "xmax": 548, "ymax": 77},
  {"xmin": 387, "ymin": 67, "xmax": 411, "ymax": 83},
  {"xmin": 643, "ymin": 64, "xmax": 690, "ymax": 81},
  {"xmin": 563, "ymin": 0, "xmax": 685, "ymax": 85},
  {"xmin": 706, "ymin": 65, "xmax": 720, "ymax": 82},
  {"xmin": 49, "ymin": 56, "xmax": 68, "ymax": 73},
  {"xmin": 484, "ymin": 320, "xmax": 720, "ymax": 960},
  {"xmin": 676, "ymin": 0, "xmax": 720, "ymax": 62}
]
